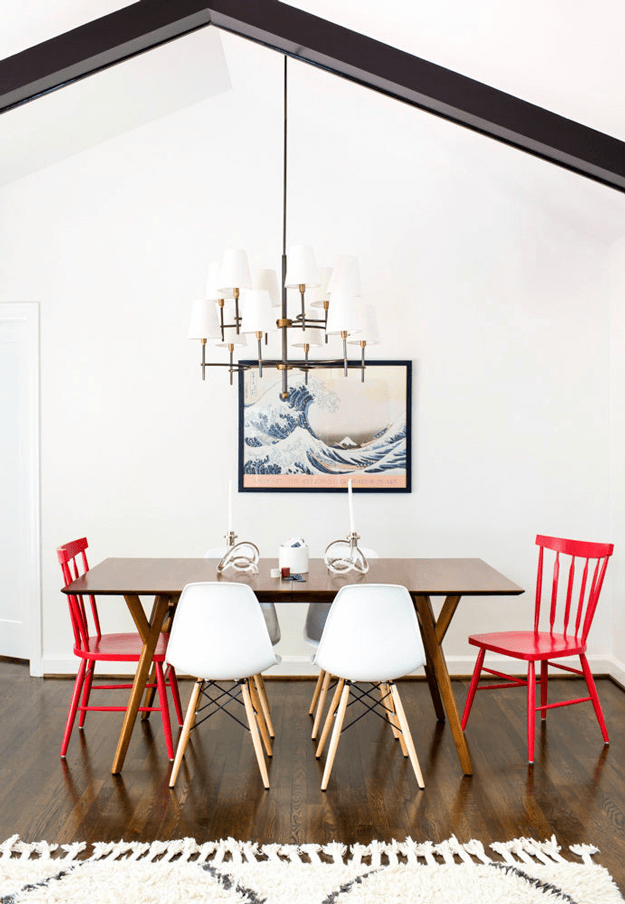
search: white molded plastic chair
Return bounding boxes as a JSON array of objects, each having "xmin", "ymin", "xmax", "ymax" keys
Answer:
[
  {"xmin": 166, "ymin": 582, "xmax": 278, "ymax": 789},
  {"xmin": 313, "ymin": 584, "xmax": 426, "ymax": 791},
  {"xmin": 306, "ymin": 548, "xmax": 378, "ymax": 736},
  {"xmin": 205, "ymin": 548, "xmax": 281, "ymax": 645},
  {"xmin": 205, "ymin": 547, "xmax": 280, "ymax": 738}
]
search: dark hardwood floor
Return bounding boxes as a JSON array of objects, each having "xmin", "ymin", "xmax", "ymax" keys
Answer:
[{"xmin": 1, "ymin": 660, "xmax": 624, "ymax": 887}]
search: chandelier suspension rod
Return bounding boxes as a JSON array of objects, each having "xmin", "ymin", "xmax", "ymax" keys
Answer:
[{"xmin": 280, "ymin": 54, "xmax": 289, "ymax": 399}]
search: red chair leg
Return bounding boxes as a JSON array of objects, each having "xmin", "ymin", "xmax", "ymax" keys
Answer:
[
  {"xmin": 527, "ymin": 661, "xmax": 536, "ymax": 764},
  {"xmin": 580, "ymin": 654, "xmax": 609, "ymax": 744},
  {"xmin": 78, "ymin": 664, "xmax": 95, "ymax": 728},
  {"xmin": 167, "ymin": 666, "xmax": 183, "ymax": 726},
  {"xmin": 540, "ymin": 660, "xmax": 548, "ymax": 721},
  {"xmin": 155, "ymin": 661, "xmax": 174, "ymax": 760},
  {"xmin": 461, "ymin": 647, "xmax": 486, "ymax": 730},
  {"xmin": 61, "ymin": 660, "xmax": 87, "ymax": 757}
]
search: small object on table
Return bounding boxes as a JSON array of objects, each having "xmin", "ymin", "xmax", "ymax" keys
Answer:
[
  {"xmin": 279, "ymin": 537, "xmax": 309, "ymax": 573},
  {"xmin": 217, "ymin": 530, "xmax": 259, "ymax": 573},
  {"xmin": 270, "ymin": 567, "xmax": 280, "ymax": 578},
  {"xmin": 324, "ymin": 532, "xmax": 369, "ymax": 574},
  {"xmin": 281, "ymin": 566, "xmax": 291, "ymax": 579},
  {"xmin": 323, "ymin": 479, "xmax": 369, "ymax": 574},
  {"xmin": 348, "ymin": 478, "xmax": 355, "ymax": 533}
]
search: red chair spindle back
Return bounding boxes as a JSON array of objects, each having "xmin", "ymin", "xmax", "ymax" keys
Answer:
[
  {"xmin": 534, "ymin": 535, "xmax": 613, "ymax": 642},
  {"xmin": 549, "ymin": 551, "xmax": 560, "ymax": 633},
  {"xmin": 562, "ymin": 556, "xmax": 573, "ymax": 635},
  {"xmin": 581, "ymin": 555, "xmax": 609, "ymax": 642},
  {"xmin": 57, "ymin": 537, "xmax": 102, "ymax": 649},
  {"xmin": 534, "ymin": 546, "xmax": 544, "ymax": 634}
]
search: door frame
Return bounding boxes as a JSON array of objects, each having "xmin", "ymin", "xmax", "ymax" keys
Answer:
[{"xmin": 0, "ymin": 303, "xmax": 42, "ymax": 675}]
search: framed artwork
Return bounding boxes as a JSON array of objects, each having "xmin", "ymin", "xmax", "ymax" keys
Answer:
[{"xmin": 238, "ymin": 360, "xmax": 412, "ymax": 492}]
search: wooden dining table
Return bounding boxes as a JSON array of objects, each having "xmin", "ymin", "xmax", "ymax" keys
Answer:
[{"xmin": 62, "ymin": 556, "xmax": 523, "ymax": 776}]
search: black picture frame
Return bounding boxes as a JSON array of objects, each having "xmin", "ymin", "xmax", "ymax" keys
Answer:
[{"xmin": 238, "ymin": 360, "xmax": 412, "ymax": 493}]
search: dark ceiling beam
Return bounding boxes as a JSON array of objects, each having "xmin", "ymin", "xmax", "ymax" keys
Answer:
[{"xmin": 1, "ymin": 0, "xmax": 624, "ymax": 193}]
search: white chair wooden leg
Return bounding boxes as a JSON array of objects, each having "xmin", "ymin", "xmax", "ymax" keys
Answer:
[
  {"xmin": 309, "ymin": 670, "xmax": 325, "ymax": 716},
  {"xmin": 381, "ymin": 682, "xmax": 408, "ymax": 755},
  {"xmin": 254, "ymin": 674, "xmax": 275, "ymax": 738},
  {"xmin": 321, "ymin": 682, "xmax": 350, "ymax": 791},
  {"xmin": 242, "ymin": 679, "xmax": 270, "ymax": 789},
  {"xmin": 249, "ymin": 676, "xmax": 273, "ymax": 757},
  {"xmin": 390, "ymin": 683, "xmax": 424, "ymax": 789},
  {"xmin": 312, "ymin": 671, "xmax": 332, "ymax": 739},
  {"xmin": 169, "ymin": 679, "xmax": 202, "ymax": 788},
  {"xmin": 380, "ymin": 682, "xmax": 399, "ymax": 737},
  {"xmin": 316, "ymin": 678, "xmax": 345, "ymax": 759}
]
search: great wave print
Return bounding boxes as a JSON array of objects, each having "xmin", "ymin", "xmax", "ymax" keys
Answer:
[{"xmin": 239, "ymin": 362, "xmax": 411, "ymax": 491}]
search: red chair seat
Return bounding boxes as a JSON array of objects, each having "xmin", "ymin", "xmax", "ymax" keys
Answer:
[
  {"xmin": 79, "ymin": 632, "xmax": 170, "ymax": 661},
  {"xmin": 468, "ymin": 630, "xmax": 586, "ymax": 660}
]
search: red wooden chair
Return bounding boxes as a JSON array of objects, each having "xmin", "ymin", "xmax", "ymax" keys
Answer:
[
  {"xmin": 57, "ymin": 538, "xmax": 183, "ymax": 759},
  {"xmin": 461, "ymin": 534, "xmax": 614, "ymax": 763}
]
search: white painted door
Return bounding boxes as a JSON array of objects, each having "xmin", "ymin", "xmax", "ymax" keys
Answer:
[{"xmin": 0, "ymin": 304, "xmax": 41, "ymax": 669}]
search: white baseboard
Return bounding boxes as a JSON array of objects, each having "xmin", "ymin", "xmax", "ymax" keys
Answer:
[
  {"xmin": 41, "ymin": 653, "xmax": 625, "ymax": 682},
  {"xmin": 600, "ymin": 654, "xmax": 625, "ymax": 687},
  {"xmin": 41, "ymin": 654, "xmax": 324, "ymax": 678}
]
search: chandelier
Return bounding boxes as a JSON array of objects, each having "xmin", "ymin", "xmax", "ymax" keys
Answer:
[{"xmin": 188, "ymin": 55, "xmax": 380, "ymax": 400}]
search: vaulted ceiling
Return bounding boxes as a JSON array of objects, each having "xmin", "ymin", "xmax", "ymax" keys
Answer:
[
  {"xmin": 1, "ymin": 0, "xmax": 624, "ymax": 240},
  {"xmin": 2, "ymin": 0, "xmax": 624, "ymax": 192}
]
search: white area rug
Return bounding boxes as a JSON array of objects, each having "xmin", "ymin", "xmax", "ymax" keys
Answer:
[{"xmin": 0, "ymin": 835, "xmax": 622, "ymax": 903}]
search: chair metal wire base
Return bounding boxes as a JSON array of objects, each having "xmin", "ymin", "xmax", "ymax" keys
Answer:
[{"xmin": 191, "ymin": 679, "xmax": 249, "ymax": 733}]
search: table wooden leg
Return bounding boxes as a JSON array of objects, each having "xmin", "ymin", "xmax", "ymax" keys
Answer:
[
  {"xmin": 112, "ymin": 593, "xmax": 171, "ymax": 775},
  {"xmin": 140, "ymin": 598, "xmax": 176, "ymax": 719},
  {"xmin": 421, "ymin": 642, "xmax": 446, "ymax": 722},
  {"xmin": 413, "ymin": 593, "xmax": 473, "ymax": 776}
]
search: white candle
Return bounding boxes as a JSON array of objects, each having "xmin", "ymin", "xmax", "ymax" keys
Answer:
[
  {"xmin": 228, "ymin": 479, "xmax": 233, "ymax": 533},
  {"xmin": 348, "ymin": 478, "xmax": 355, "ymax": 534}
]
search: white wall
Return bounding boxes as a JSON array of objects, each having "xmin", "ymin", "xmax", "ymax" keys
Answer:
[
  {"xmin": 0, "ymin": 31, "xmax": 620, "ymax": 674},
  {"xmin": 609, "ymin": 235, "xmax": 625, "ymax": 684}
]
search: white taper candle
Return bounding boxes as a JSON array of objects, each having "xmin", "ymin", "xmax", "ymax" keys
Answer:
[
  {"xmin": 228, "ymin": 479, "xmax": 233, "ymax": 533},
  {"xmin": 348, "ymin": 478, "xmax": 355, "ymax": 534}
]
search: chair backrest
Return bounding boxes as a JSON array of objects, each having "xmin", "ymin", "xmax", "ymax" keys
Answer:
[
  {"xmin": 314, "ymin": 584, "xmax": 426, "ymax": 682},
  {"xmin": 57, "ymin": 537, "xmax": 101, "ymax": 650},
  {"xmin": 534, "ymin": 534, "xmax": 614, "ymax": 641},
  {"xmin": 305, "ymin": 548, "xmax": 379, "ymax": 643},
  {"xmin": 165, "ymin": 582, "xmax": 278, "ymax": 680}
]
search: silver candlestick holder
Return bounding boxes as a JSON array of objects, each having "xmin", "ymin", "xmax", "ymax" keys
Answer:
[
  {"xmin": 217, "ymin": 531, "xmax": 260, "ymax": 573},
  {"xmin": 324, "ymin": 532, "xmax": 369, "ymax": 574}
]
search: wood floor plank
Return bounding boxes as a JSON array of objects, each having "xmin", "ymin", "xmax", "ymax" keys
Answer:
[{"xmin": 0, "ymin": 662, "xmax": 623, "ymax": 888}]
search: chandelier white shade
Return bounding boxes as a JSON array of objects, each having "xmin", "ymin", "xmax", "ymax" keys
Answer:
[
  {"xmin": 284, "ymin": 244, "xmax": 321, "ymax": 288},
  {"xmin": 308, "ymin": 267, "xmax": 333, "ymax": 308},
  {"xmin": 188, "ymin": 298, "xmax": 221, "ymax": 340},
  {"xmin": 289, "ymin": 327, "xmax": 324, "ymax": 348},
  {"xmin": 240, "ymin": 289, "xmax": 275, "ymax": 334},
  {"xmin": 325, "ymin": 292, "xmax": 362, "ymax": 335},
  {"xmin": 255, "ymin": 268, "xmax": 281, "ymax": 306},
  {"xmin": 348, "ymin": 304, "xmax": 381, "ymax": 346},
  {"xmin": 327, "ymin": 254, "xmax": 361, "ymax": 296},
  {"xmin": 218, "ymin": 249, "xmax": 252, "ymax": 297}
]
